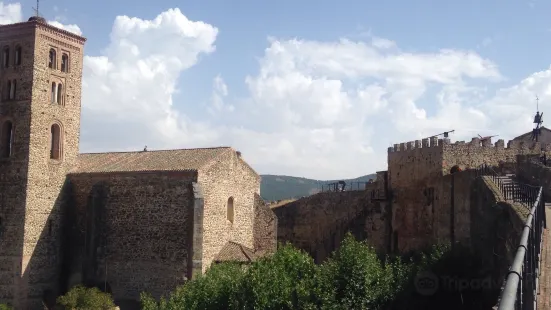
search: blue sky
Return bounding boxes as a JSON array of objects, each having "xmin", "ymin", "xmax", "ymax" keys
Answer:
[
  {"xmin": 3, "ymin": 0, "xmax": 551, "ymax": 179},
  {"xmin": 40, "ymin": 0, "xmax": 551, "ymax": 82}
]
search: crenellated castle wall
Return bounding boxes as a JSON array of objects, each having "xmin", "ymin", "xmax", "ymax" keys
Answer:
[
  {"xmin": 387, "ymin": 136, "xmax": 444, "ymax": 189},
  {"xmin": 387, "ymin": 135, "xmax": 546, "ymax": 253},
  {"xmin": 388, "ymin": 136, "xmax": 547, "ymax": 188},
  {"xmin": 442, "ymin": 138, "xmax": 547, "ymax": 174}
]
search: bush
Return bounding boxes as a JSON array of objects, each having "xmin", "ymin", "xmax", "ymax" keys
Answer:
[
  {"xmin": 315, "ymin": 234, "xmax": 410, "ymax": 310},
  {"xmin": 141, "ymin": 235, "xmax": 494, "ymax": 310},
  {"xmin": 57, "ymin": 285, "xmax": 116, "ymax": 310},
  {"xmin": 142, "ymin": 262, "xmax": 246, "ymax": 310},
  {"xmin": 0, "ymin": 304, "xmax": 12, "ymax": 310},
  {"xmin": 242, "ymin": 244, "xmax": 319, "ymax": 310}
]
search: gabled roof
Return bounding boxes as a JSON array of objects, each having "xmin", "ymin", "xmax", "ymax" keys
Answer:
[
  {"xmin": 513, "ymin": 126, "xmax": 551, "ymax": 141},
  {"xmin": 70, "ymin": 147, "xmax": 232, "ymax": 174},
  {"xmin": 214, "ymin": 241, "xmax": 256, "ymax": 263}
]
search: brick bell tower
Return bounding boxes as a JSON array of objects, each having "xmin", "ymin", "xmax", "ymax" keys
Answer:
[{"xmin": 0, "ymin": 16, "xmax": 86, "ymax": 309}]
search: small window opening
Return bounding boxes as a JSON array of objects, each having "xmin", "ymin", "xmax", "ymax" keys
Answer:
[
  {"xmin": 50, "ymin": 124, "xmax": 61, "ymax": 160},
  {"xmin": 1, "ymin": 121, "xmax": 13, "ymax": 158},
  {"xmin": 6, "ymin": 80, "xmax": 10, "ymax": 100},
  {"xmin": 48, "ymin": 49, "xmax": 56, "ymax": 69},
  {"xmin": 57, "ymin": 83, "xmax": 63, "ymax": 104},
  {"xmin": 227, "ymin": 197, "xmax": 234, "ymax": 224},
  {"xmin": 51, "ymin": 82, "xmax": 56, "ymax": 103},
  {"xmin": 423, "ymin": 187, "xmax": 435, "ymax": 206},
  {"xmin": 2, "ymin": 47, "xmax": 9, "ymax": 68},
  {"xmin": 14, "ymin": 46, "xmax": 21, "ymax": 65},
  {"xmin": 9, "ymin": 79, "xmax": 15, "ymax": 100},
  {"xmin": 61, "ymin": 53, "xmax": 68, "ymax": 72}
]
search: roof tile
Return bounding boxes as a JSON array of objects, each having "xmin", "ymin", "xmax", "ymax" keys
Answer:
[
  {"xmin": 71, "ymin": 147, "xmax": 231, "ymax": 174},
  {"xmin": 214, "ymin": 241, "xmax": 256, "ymax": 263}
]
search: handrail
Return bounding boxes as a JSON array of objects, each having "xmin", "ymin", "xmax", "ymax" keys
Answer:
[
  {"xmin": 497, "ymin": 187, "xmax": 544, "ymax": 310},
  {"xmin": 476, "ymin": 164, "xmax": 540, "ymax": 208},
  {"xmin": 477, "ymin": 162, "xmax": 547, "ymax": 310}
]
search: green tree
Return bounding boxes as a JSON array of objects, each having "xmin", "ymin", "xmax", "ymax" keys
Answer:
[
  {"xmin": 57, "ymin": 285, "xmax": 115, "ymax": 310},
  {"xmin": 241, "ymin": 244, "xmax": 319, "ymax": 310},
  {"xmin": 315, "ymin": 234, "xmax": 402, "ymax": 310},
  {"xmin": 142, "ymin": 262, "xmax": 246, "ymax": 310}
]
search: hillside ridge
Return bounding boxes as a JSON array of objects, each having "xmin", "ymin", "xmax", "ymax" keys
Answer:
[{"xmin": 260, "ymin": 173, "xmax": 376, "ymax": 201}]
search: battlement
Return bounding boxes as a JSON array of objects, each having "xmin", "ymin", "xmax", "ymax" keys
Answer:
[
  {"xmin": 387, "ymin": 136, "xmax": 448, "ymax": 153},
  {"xmin": 388, "ymin": 137, "xmax": 551, "ymax": 153},
  {"xmin": 446, "ymin": 138, "xmax": 551, "ymax": 152}
]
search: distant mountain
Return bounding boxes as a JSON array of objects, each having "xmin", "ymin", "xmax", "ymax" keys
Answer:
[{"xmin": 260, "ymin": 174, "xmax": 377, "ymax": 201}]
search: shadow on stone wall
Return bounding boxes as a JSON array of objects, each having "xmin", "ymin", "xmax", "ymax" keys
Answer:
[
  {"xmin": 517, "ymin": 155, "xmax": 551, "ymax": 201},
  {"xmin": 469, "ymin": 176, "xmax": 526, "ymax": 305},
  {"xmin": 9, "ymin": 178, "xmax": 76, "ymax": 309},
  {"xmin": 253, "ymin": 193, "xmax": 277, "ymax": 257},
  {"xmin": 0, "ymin": 169, "xmax": 27, "ymax": 308},
  {"xmin": 273, "ymin": 190, "xmax": 389, "ymax": 263}
]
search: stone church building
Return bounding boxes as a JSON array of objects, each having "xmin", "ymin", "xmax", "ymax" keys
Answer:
[{"xmin": 0, "ymin": 17, "xmax": 277, "ymax": 309}]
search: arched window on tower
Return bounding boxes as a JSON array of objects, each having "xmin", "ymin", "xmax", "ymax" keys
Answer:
[
  {"xmin": 50, "ymin": 124, "xmax": 61, "ymax": 160},
  {"xmin": 57, "ymin": 83, "xmax": 63, "ymax": 105},
  {"xmin": 14, "ymin": 46, "xmax": 21, "ymax": 66},
  {"xmin": 9, "ymin": 80, "xmax": 16, "ymax": 100},
  {"xmin": 226, "ymin": 197, "xmax": 234, "ymax": 224},
  {"xmin": 2, "ymin": 47, "xmax": 9, "ymax": 68},
  {"xmin": 1, "ymin": 120, "xmax": 13, "ymax": 158},
  {"xmin": 48, "ymin": 49, "xmax": 56, "ymax": 69},
  {"xmin": 61, "ymin": 54, "xmax": 68, "ymax": 72},
  {"xmin": 51, "ymin": 82, "xmax": 56, "ymax": 103}
]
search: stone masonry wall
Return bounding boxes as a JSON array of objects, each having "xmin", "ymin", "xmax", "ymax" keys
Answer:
[
  {"xmin": 0, "ymin": 23, "xmax": 35, "ymax": 308},
  {"xmin": 252, "ymin": 193, "xmax": 277, "ymax": 257},
  {"xmin": 21, "ymin": 22, "xmax": 85, "ymax": 309},
  {"xmin": 391, "ymin": 168, "xmax": 484, "ymax": 254},
  {"xmin": 274, "ymin": 182, "xmax": 389, "ymax": 263},
  {"xmin": 517, "ymin": 156, "xmax": 551, "ymax": 200},
  {"xmin": 0, "ymin": 20, "xmax": 86, "ymax": 309},
  {"xmin": 442, "ymin": 138, "xmax": 545, "ymax": 172},
  {"xmin": 387, "ymin": 137, "xmax": 443, "ymax": 189},
  {"xmin": 67, "ymin": 171, "xmax": 196, "ymax": 302},
  {"xmin": 469, "ymin": 176, "xmax": 526, "ymax": 290},
  {"xmin": 197, "ymin": 150, "xmax": 261, "ymax": 272},
  {"xmin": 388, "ymin": 135, "xmax": 544, "ymax": 254},
  {"xmin": 388, "ymin": 137, "xmax": 544, "ymax": 189}
]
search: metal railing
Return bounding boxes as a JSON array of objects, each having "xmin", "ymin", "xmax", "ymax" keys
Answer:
[
  {"xmin": 318, "ymin": 182, "xmax": 386, "ymax": 200},
  {"xmin": 476, "ymin": 164, "xmax": 540, "ymax": 206},
  {"xmin": 476, "ymin": 164, "xmax": 546, "ymax": 310},
  {"xmin": 497, "ymin": 186, "xmax": 545, "ymax": 310},
  {"xmin": 320, "ymin": 181, "xmax": 370, "ymax": 192}
]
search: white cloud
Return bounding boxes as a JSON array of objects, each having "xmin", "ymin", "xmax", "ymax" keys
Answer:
[
  {"xmin": 371, "ymin": 36, "xmax": 396, "ymax": 49},
  {"xmin": 231, "ymin": 38, "xmax": 503, "ymax": 178},
  {"xmin": 80, "ymin": 8, "xmax": 220, "ymax": 151},
  {"xmin": 0, "ymin": 2, "xmax": 21, "ymax": 24},
  {"xmin": 47, "ymin": 20, "xmax": 82, "ymax": 36},
  {"xmin": 209, "ymin": 75, "xmax": 234, "ymax": 115},
  {"xmin": 1, "ymin": 2, "xmax": 551, "ymax": 180}
]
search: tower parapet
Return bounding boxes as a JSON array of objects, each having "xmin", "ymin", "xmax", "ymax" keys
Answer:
[
  {"xmin": 388, "ymin": 137, "xmax": 444, "ymax": 153},
  {"xmin": 388, "ymin": 135, "xmax": 549, "ymax": 187}
]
